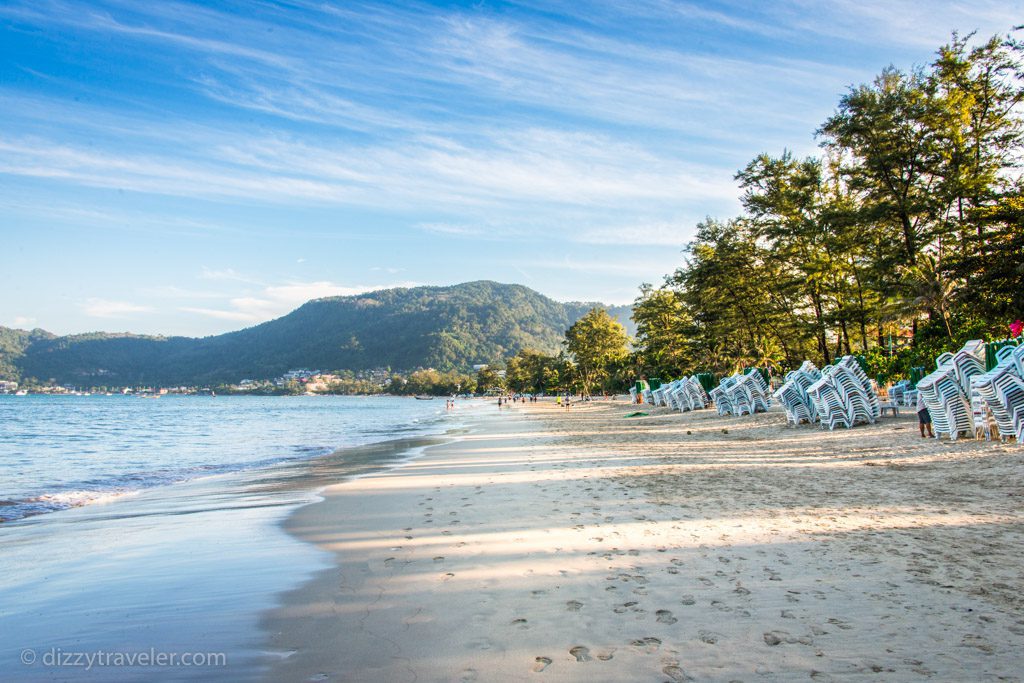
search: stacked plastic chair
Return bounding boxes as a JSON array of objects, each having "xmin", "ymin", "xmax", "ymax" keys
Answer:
[
  {"xmin": 916, "ymin": 340, "xmax": 985, "ymax": 441},
  {"xmin": 709, "ymin": 376, "xmax": 736, "ymax": 416},
  {"xmin": 972, "ymin": 344, "xmax": 1024, "ymax": 442},
  {"xmin": 655, "ymin": 376, "xmax": 711, "ymax": 412},
  {"xmin": 806, "ymin": 375, "xmax": 854, "ymax": 430},
  {"xmin": 970, "ymin": 382, "xmax": 994, "ymax": 441},
  {"xmin": 801, "ymin": 356, "xmax": 878, "ymax": 431},
  {"xmin": 664, "ymin": 379, "xmax": 685, "ymax": 409},
  {"xmin": 773, "ymin": 361, "xmax": 822, "ymax": 426},
  {"xmin": 835, "ymin": 356, "xmax": 881, "ymax": 421},
  {"xmin": 736, "ymin": 371, "xmax": 771, "ymax": 415},
  {"xmin": 710, "ymin": 371, "xmax": 771, "ymax": 416},
  {"xmin": 888, "ymin": 379, "xmax": 912, "ymax": 405},
  {"xmin": 680, "ymin": 376, "xmax": 711, "ymax": 411}
]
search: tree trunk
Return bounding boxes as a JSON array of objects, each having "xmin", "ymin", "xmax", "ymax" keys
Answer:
[{"xmin": 900, "ymin": 213, "xmax": 917, "ymax": 265}]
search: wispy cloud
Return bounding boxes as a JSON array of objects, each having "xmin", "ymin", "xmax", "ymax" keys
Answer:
[
  {"xmin": 81, "ymin": 298, "xmax": 153, "ymax": 318},
  {"xmin": 574, "ymin": 220, "xmax": 701, "ymax": 248},
  {"xmin": 198, "ymin": 267, "xmax": 258, "ymax": 283},
  {"xmin": 180, "ymin": 280, "xmax": 421, "ymax": 324}
]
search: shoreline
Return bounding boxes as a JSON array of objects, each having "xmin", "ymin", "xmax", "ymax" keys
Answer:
[
  {"xmin": 0, "ymin": 402, "xmax": 468, "ymax": 681},
  {"xmin": 262, "ymin": 399, "xmax": 1024, "ymax": 681}
]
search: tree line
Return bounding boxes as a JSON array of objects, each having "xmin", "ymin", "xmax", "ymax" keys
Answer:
[{"xmin": 631, "ymin": 31, "xmax": 1023, "ymax": 382}]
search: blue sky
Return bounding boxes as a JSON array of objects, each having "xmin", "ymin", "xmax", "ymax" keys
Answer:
[{"xmin": 1, "ymin": 0, "xmax": 1019, "ymax": 337}]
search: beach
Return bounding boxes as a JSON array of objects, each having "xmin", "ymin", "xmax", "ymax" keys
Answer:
[{"xmin": 265, "ymin": 399, "xmax": 1024, "ymax": 682}]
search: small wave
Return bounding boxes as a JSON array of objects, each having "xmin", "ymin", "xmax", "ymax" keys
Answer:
[
  {"xmin": 1, "ymin": 489, "xmax": 141, "ymax": 523},
  {"xmin": 1, "ymin": 400, "xmax": 460, "ymax": 523}
]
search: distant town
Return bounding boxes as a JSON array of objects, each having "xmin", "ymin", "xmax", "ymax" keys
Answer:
[{"xmin": 0, "ymin": 365, "xmax": 509, "ymax": 397}]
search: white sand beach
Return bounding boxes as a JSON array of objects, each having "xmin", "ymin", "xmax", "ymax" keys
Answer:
[{"xmin": 264, "ymin": 400, "xmax": 1024, "ymax": 682}]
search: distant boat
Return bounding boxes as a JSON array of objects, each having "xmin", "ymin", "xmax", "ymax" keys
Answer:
[
  {"xmin": 15, "ymin": 390, "xmax": 28, "ymax": 396},
  {"xmin": 414, "ymin": 396, "xmax": 434, "ymax": 400}
]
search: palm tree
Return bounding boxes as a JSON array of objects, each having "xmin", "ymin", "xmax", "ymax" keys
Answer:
[{"xmin": 902, "ymin": 253, "xmax": 956, "ymax": 338}]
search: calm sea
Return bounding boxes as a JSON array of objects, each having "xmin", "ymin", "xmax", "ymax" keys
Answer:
[
  {"xmin": 0, "ymin": 394, "xmax": 475, "ymax": 680},
  {"xmin": 0, "ymin": 394, "xmax": 454, "ymax": 522}
]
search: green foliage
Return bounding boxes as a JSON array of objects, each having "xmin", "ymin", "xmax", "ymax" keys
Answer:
[
  {"xmin": 632, "ymin": 31, "xmax": 1023, "ymax": 380},
  {"xmin": 631, "ymin": 285, "xmax": 693, "ymax": 378},
  {"xmin": 386, "ymin": 369, "xmax": 476, "ymax": 396},
  {"xmin": 564, "ymin": 308, "xmax": 630, "ymax": 395},
  {"xmin": 0, "ymin": 327, "xmax": 55, "ymax": 380},
  {"xmin": 504, "ymin": 348, "xmax": 571, "ymax": 394},
  {"xmin": 475, "ymin": 366, "xmax": 504, "ymax": 393}
]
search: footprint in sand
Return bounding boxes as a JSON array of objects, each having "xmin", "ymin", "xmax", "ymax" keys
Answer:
[
  {"xmin": 630, "ymin": 637, "xmax": 661, "ymax": 654},
  {"xmin": 680, "ymin": 595, "xmax": 696, "ymax": 606},
  {"xmin": 697, "ymin": 577, "xmax": 714, "ymax": 587},
  {"xmin": 433, "ymin": 556, "xmax": 444, "ymax": 562},
  {"xmin": 467, "ymin": 637, "xmax": 493, "ymax": 651},
  {"xmin": 663, "ymin": 663, "xmax": 691, "ymax": 682},
  {"xmin": 566, "ymin": 600, "xmax": 583, "ymax": 611},
  {"xmin": 511, "ymin": 618, "xmax": 529, "ymax": 630},
  {"xmin": 460, "ymin": 668, "xmax": 479, "ymax": 682},
  {"xmin": 532, "ymin": 656, "xmax": 552, "ymax": 672},
  {"xmin": 827, "ymin": 618, "xmax": 853, "ymax": 630},
  {"xmin": 656, "ymin": 610, "xmax": 677, "ymax": 625},
  {"xmin": 569, "ymin": 646, "xmax": 591, "ymax": 662},
  {"xmin": 698, "ymin": 630, "xmax": 722, "ymax": 645}
]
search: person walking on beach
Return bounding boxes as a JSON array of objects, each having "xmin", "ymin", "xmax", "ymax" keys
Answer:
[{"xmin": 916, "ymin": 390, "xmax": 934, "ymax": 438}]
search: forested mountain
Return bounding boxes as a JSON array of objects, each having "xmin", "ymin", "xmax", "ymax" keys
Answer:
[{"xmin": 1, "ymin": 281, "xmax": 633, "ymax": 386}]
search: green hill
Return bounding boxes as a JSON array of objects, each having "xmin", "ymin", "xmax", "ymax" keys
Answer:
[{"xmin": 3, "ymin": 281, "xmax": 633, "ymax": 386}]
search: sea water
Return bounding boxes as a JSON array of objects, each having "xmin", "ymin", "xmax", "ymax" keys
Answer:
[{"xmin": 0, "ymin": 394, "xmax": 474, "ymax": 680}]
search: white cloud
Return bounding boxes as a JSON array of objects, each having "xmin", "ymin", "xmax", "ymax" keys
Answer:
[
  {"xmin": 179, "ymin": 280, "xmax": 421, "ymax": 325},
  {"xmin": 177, "ymin": 307, "xmax": 260, "ymax": 323},
  {"xmin": 12, "ymin": 316, "xmax": 37, "ymax": 328},
  {"xmin": 81, "ymin": 298, "xmax": 153, "ymax": 318},
  {"xmin": 417, "ymin": 222, "xmax": 486, "ymax": 237},
  {"xmin": 198, "ymin": 266, "xmax": 257, "ymax": 283},
  {"xmin": 573, "ymin": 219, "xmax": 714, "ymax": 247},
  {"xmin": 525, "ymin": 257, "xmax": 665, "ymax": 277}
]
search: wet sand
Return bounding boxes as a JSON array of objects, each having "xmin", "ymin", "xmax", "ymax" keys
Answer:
[{"xmin": 264, "ymin": 399, "xmax": 1024, "ymax": 681}]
